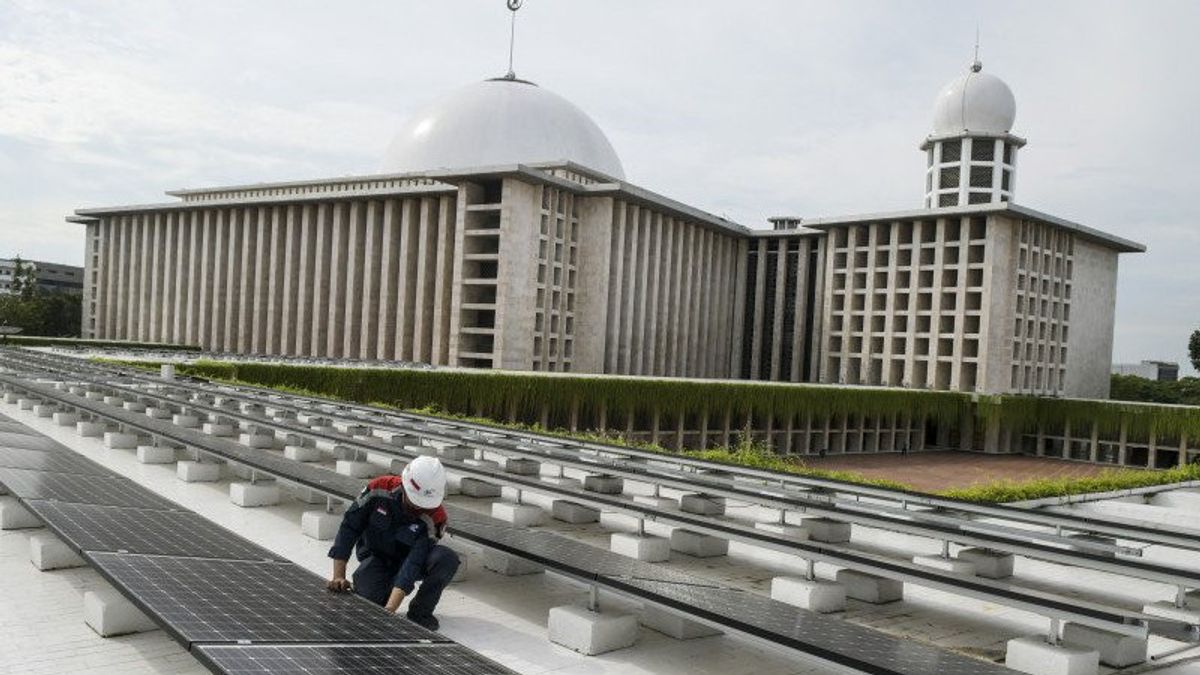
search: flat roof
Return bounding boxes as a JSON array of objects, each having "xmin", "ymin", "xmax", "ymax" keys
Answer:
[{"xmin": 770, "ymin": 202, "xmax": 1146, "ymax": 253}]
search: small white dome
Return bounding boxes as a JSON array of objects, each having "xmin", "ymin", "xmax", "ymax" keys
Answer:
[
  {"xmin": 381, "ymin": 77, "xmax": 625, "ymax": 179},
  {"xmin": 930, "ymin": 62, "xmax": 1016, "ymax": 136}
]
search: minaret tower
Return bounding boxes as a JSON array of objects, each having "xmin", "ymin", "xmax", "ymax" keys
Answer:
[{"xmin": 922, "ymin": 51, "xmax": 1025, "ymax": 208}]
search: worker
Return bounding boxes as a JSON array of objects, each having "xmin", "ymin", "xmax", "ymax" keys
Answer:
[{"xmin": 326, "ymin": 455, "xmax": 460, "ymax": 631}]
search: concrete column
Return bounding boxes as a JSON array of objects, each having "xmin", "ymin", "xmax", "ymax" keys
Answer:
[
  {"xmin": 376, "ymin": 200, "xmax": 400, "ymax": 360},
  {"xmin": 250, "ymin": 206, "xmax": 271, "ymax": 353},
  {"xmin": 619, "ymin": 204, "xmax": 639, "ymax": 374},
  {"xmin": 151, "ymin": 213, "xmax": 167, "ymax": 342},
  {"xmin": 279, "ymin": 205, "xmax": 300, "ymax": 354},
  {"xmin": 395, "ymin": 199, "xmax": 418, "ymax": 361},
  {"xmin": 236, "ymin": 207, "xmax": 259, "ymax": 353},
  {"xmin": 749, "ymin": 238, "xmax": 767, "ymax": 379},
  {"xmin": 342, "ymin": 201, "xmax": 366, "ymax": 358},
  {"xmin": 137, "ymin": 214, "xmax": 152, "ymax": 341},
  {"xmin": 605, "ymin": 204, "xmax": 626, "ymax": 373},
  {"xmin": 312, "ymin": 203, "xmax": 334, "ymax": 356},
  {"xmin": 412, "ymin": 198, "xmax": 436, "ymax": 363},
  {"xmin": 430, "ymin": 197, "xmax": 455, "ymax": 364},
  {"xmin": 296, "ymin": 204, "xmax": 317, "ymax": 355},
  {"xmin": 326, "ymin": 201, "xmax": 350, "ymax": 357},
  {"xmin": 265, "ymin": 206, "xmax": 286, "ymax": 354}
]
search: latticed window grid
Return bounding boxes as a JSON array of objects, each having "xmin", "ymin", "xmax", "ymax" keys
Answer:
[
  {"xmin": 532, "ymin": 186, "xmax": 578, "ymax": 372},
  {"xmin": 1009, "ymin": 220, "xmax": 1073, "ymax": 395}
]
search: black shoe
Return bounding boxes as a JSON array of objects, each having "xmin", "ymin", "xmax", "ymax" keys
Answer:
[{"xmin": 406, "ymin": 612, "xmax": 439, "ymax": 631}]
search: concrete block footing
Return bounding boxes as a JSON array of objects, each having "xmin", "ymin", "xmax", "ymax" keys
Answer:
[
  {"xmin": 103, "ymin": 432, "xmax": 139, "ymax": 450},
  {"xmin": 669, "ymin": 529, "xmax": 728, "ymax": 558},
  {"xmin": 122, "ymin": 401, "xmax": 147, "ymax": 413},
  {"xmin": 289, "ymin": 486, "xmax": 328, "ymax": 504},
  {"xmin": 17, "ymin": 398, "xmax": 36, "ymax": 410},
  {"xmin": 437, "ymin": 446, "xmax": 474, "ymax": 462},
  {"xmin": 913, "ymin": 554, "xmax": 976, "ymax": 576},
  {"xmin": 541, "ymin": 476, "xmax": 583, "ymax": 490},
  {"xmin": 610, "ymin": 533, "xmax": 671, "ymax": 562},
  {"xmin": 229, "ymin": 482, "xmax": 281, "ymax": 507},
  {"xmin": 835, "ymin": 569, "xmax": 903, "ymax": 603},
  {"xmin": 679, "ymin": 493, "xmax": 726, "ymax": 516},
  {"xmin": 242, "ymin": 433, "xmax": 275, "ymax": 449},
  {"xmin": 52, "ymin": 411, "xmax": 78, "ymax": 426},
  {"xmin": 753, "ymin": 522, "xmax": 810, "ymax": 540},
  {"xmin": 551, "ymin": 500, "xmax": 600, "ymax": 524},
  {"xmin": 335, "ymin": 461, "xmax": 378, "ymax": 479},
  {"xmin": 1060, "ymin": 622, "xmax": 1147, "ymax": 668},
  {"xmin": 639, "ymin": 604, "xmax": 722, "ymax": 639},
  {"xmin": 801, "ymin": 518, "xmax": 852, "ymax": 543},
  {"xmin": 76, "ymin": 421, "xmax": 106, "ymax": 437},
  {"xmin": 582, "ymin": 475, "xmax": 624, "ymax": 495},
  {"xmin": 30, "ymin": 532, "xmax": 85, "ymax": 570},
  {"xmin": 450, "ymin": 555, "xmax": 470, "ymax": 584},
  {"xmin": 33, "ymin": 404, "xmax": 56, "ymax": 418},
  {"xmin": 136, "ymin": 445, "xmax": 178, "ymax": 464},
  {"xmin": 1005, "ymin": 636, "xmax": 1099, "ymax": 675},
  {"xmin": 84, "ymin": 589, "xmax": 158, "ymax": 637},
  {"xmin": 491, "ymin": 502, "xmax": 546, "ymax": 527},
  {"xmin": 177, "ymin": 461, "xmax": 221, "ymax": 482},
  {"xmin": 332, "ymin": 446, "xmax": 359, "ymax": 461},
  {"xmin": 1142, "ymin": 601, "xmax": 1200, "ymax": 623},
  {"xmin": 301, "ymin": 511, "xmax": 341, "ymax": 541},
  {"xmin": 145, "ymin": 407, "xmax": 173, "ymax": 420},
  {"xmin": 501, "ymin": 457, "xmax": 541, "ymax": 475},
  {"xmin": 770, "ymin": 576, "xmax": 847, "ymax": 613},
  {"xmin": 631, "ymin": 495, "xmax": 676, "ymax": 510},
  {"xmin": 957, "ymin": 548, "xmax": 1015, "ymax": 579},
  {"xmin": 2, "ymin": 392, "xmax": 19, "ymax": 404},
  {"xmin": 482, "ymin": 550, "xmax": 544, "ymax": 576},
  {"xmin": 284, "ymin": 445, "xmax": 323, "ymax": 462},
  {"xmin": 460, "ymin": 477, "xmax": 502, "ymax": 498},
  {"xmin": 464, "ymin": 458, "xmax": 501, "ymax": 471},
  {"xmin": 201, "ymin": 423, "xmax": 234, "ymax": 437},
  {"xmin": 0, "ymin": 498, "xmax": 41, "ymax": 530},
  {"xmin": 102, "ymin": 396, "xmax": 125, "ymax": 407},
  {"xmin": 548, "ymin": 605, "xmax": 639, "ymax": 656},
  {"xmin": 172, "ymin": 415, "xmax": 200, "ymax": 428}
]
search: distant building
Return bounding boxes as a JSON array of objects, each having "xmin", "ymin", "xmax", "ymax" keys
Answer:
[
  {"xmin": 0, "ymin": 258, "xmax": 84, "ymax": 295},
  {"xmin": 1112, "ymin": 360, "xmax": 1179, "ymax": 382},
  {"xmin": 70, "ymin": 58, "xmax": 1143, "ymax": 399}
]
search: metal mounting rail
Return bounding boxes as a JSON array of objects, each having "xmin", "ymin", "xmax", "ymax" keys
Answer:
[
  {"xmin": 3, "ymin": 369, "xmax": 1194, "ymax": 644},
  {"xmin": 7, "ymin": 351, "xmax": 1200, "ymax": 597}
]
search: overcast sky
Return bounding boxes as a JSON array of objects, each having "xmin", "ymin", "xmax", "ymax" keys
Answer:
[{"xmin": 1, "ymin": 1, "xmax": 1196, "ymax": 372}]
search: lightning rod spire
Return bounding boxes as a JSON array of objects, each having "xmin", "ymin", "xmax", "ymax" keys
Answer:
[{"xmin": 505, "ymin": 0, "xmax": 522, "ymax": 79}]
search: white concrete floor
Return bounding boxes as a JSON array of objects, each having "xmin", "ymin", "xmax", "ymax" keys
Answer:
[{"xmin": 4, "ymin": 394, "xmax": 1200, "ymax": 674}]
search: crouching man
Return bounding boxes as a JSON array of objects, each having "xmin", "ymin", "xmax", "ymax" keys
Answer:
[{"xmin": 326, "ymin": 455, "xmax": 459, "ymax": 630}]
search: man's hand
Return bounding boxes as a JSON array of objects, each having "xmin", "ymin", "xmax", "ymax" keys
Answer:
[
  {"xmin": 384, "ymin": 587, "xmax": 407, "ymax": 613},
  {"xmin": 327, "ymin": 577, "xmax": 353, "ymax": 592}
]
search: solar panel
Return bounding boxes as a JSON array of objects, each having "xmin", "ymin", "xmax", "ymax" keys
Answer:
[
  {"xmin": 0, "ymin": 430, "xmax": 65, "ymax": 452},
  {"xmin": 608, "ymin": 576, "xmax": 1013, "ymax": 675},
  {"xmin": 193, "ymin": 643, "xmax": 516, "ymax": 675},
  {"xmin": 24, "ymin": 501, "xmax": 286, "ymax": 561},
  {"xmin": 87, "ymin": 553, "xmax": 449, "ymax": 646},
  {"xmin": 0, "ymin": 446, "xmax": 111, "ymax": 476},
  {"xmin": 0, "ymin": 468, "xmax": 181, "ymax": 509}
]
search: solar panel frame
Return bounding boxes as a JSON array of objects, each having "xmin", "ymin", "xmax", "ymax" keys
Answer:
[
  {"xmin": 0, "ymin": 467, "xmax": 181, "ymax": 510},
  {"xmin": 0, "ymin": 446, "xmax": 111, "ymax": 476},
  {"xmin": 24, "ymin": 500, "xmax": 287, "ymax": 561},
  {"xmin": 193, "ymin": 643, "xmax": 518, "ymax": 675},
  {"xmin": 86, "ymin": 553, "xmax": 451, "ymax": 647},
  {"xmin": 0, "ymin": 430, "xmax": 67, "ymax": 452}
]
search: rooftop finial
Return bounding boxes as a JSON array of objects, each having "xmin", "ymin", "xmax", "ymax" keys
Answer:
[
  {"xmin": 505, "ymin": 0, "xmax": 522, "ymax": 80},
  {"xmin": 971, "ymin": 25, "xmax": 982, "ymax": 72}
]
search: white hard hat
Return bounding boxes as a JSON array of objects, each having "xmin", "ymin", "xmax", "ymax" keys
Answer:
[{"xmin": 401, "ymin": 456, "xmax": 446, "ymax": 509}]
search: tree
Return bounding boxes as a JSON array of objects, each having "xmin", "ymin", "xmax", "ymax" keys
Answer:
[
  {"xmin": 0, "ymin": 256, "xmax": 82, "ymax": 338},
  {"xmin": 1191, "ymin": 329, "xmax": 1200, "ymax": 372},
  {"xmin": 7, "ymin": 256, "xmax": 39, "ymax": 300}
]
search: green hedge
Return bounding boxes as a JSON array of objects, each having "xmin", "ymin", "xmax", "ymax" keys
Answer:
[
  {"xmin": 942, "ymin": 463, "xmax": 1200, "ymax": 503},
  {"xmin": 978, "ymin": 394, "xmax": 1200, "ymax": 441},
  {"xmin": 5, "ymin": 336, "xmax": 202, "ymax": 351}
]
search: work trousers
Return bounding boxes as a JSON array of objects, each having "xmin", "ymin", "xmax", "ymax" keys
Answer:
[{"xmin": 352, "ymin": 544, "xmax": 460, "ymax": 618}]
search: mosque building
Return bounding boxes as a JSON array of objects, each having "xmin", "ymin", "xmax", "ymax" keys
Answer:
[{"xmin": 69, "ymin": 55, "xmax": 1143, "ymax": 399}]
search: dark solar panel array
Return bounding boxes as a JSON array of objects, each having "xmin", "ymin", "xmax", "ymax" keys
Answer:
[
  {"xmin": 0, "ymin": 445, "xmax": 112, "ymax": 476},
  {"xmin": 194, "ymin": 643, "xmax": 516, "ymax": 675},
  {"xmin": 0, "ymin": 467, "xmax": 180, "ymax": 510}
]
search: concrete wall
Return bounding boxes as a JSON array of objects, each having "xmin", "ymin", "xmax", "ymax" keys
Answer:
[{"xmin": 1064, "ymin": 237, "xmax": 1118, "ymax": 398}]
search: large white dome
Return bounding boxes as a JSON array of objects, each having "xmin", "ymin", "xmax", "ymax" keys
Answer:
[
  {"xmin": 930, "ymin": 63, "xmax": 1017, "ymax": 136},
  {"xmin": 381, "ymin": 77, "xmax": 625, "ymax": 179}
]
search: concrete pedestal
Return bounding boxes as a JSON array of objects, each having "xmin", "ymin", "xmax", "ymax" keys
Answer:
[
  {"xmin": 438, "ymin": 446, "xmax": 474, "ymax": 462},
  {"xmin": 491, "ymin": 502, "xmax": 546, "ymax": 527},
  {"xmin": 84, "ymin": 589, "xmax": 158, "ymax": 637},
  {"xmin": 172, "ymin": 414, "xmax": 200, "ymax": 428},
  {"xmin": 0, "ymin": 498, "xmax": 41, "ymax": 530},
  {"xmin": 202, "ymin": 423, "xmax": 234, "ymax": 437},
  {"xmin": 1005, "ymin": 636, "xmax": 1099, "ymax": 675},
  {"xmin": 102, "ymin": 396, "xmax": 125, "ymax": 407},
  {"xmin": 1061, "ymin": 622, "xmax": 1147, "ymax": 668},
  {"xmin": 3, "ymin": 392, "xmax": 19, "ymax": 403},
  {"xmin": 754, "ymin": 522, "xmax": 810, "ymax": 540},
  {"xmin": 30, "ymin": 532, "xmax": 85, "ymax": 570},
  {"xmin": 610, "ymin": 533, "xmax": 670, "ymax": 562},
  {"xmin": 501, "ymin": 457, "xmax": 540, "ymax": 475},
  {"xmin": 583, "ymin": 475, "xmax": 624, "ymax": 495},
  {"xmin": 631, "ymin": 495, "xmax": 676, "ymax": 510},
  {"xmin": 103, "ymin": 432, "xmax": 139, "ymax": 450},
  {"xmin": 548, "ymin": 605, "xmax": 638, "ymax": 656},
  {"xmin": 76, "ymin": 421, "xmax": 106, "ymax": 437},
  {"xmin": 639, "ymin": 605, "xmax": 721, "ymax": 639},
  {"xmin": 679, "ymin": 493, "xmax": 726, "ymax": 516},
  {"xmin": 136, "ymin": 445, "xmax": 178, "ymax": 464},
  {"xmin": 52, "ymin": 411, "xmax": 78, "ymax": 426},
  {"xmin": 145, "ymin": 407, "xmax": 173, "ymax": 420},
  {"xmin": 230, "ymin": 482, "xmax": 281, "ymax": 507},
  {"xmin": 17, "ymin": 398, "xmax": 35, "ymax": 410},
  {"xmin": 770, "ymin": 576, "xmax": 847, "ymax": 613},
  {"xmin": 122, "ymin": 401, "xmax": 147, "ymax": 413},
  {"xmin": 301, "ymin": 511, "xmax": 341, "ymax": 541},
  {"xmin": 177, "ymin": 461, "xmax": 221, "ymax": 482},
  {"xmin": 335, "ymin": 461, "xmax": 378, "ymax": 478},
  {"xmin": 284, "ymin": 445, "xmax": 323, "ymax": 462},
  {"xmin": 460, "ymin": 478, "xmax": 502, "ymax": 498},
  {"xmin": 242, "ymin": 433, "xmax": 275, "ymax": 449},
  {"xmin": 84, "ymin": 391, "xmax": 106, "ymax": 401},
  {"xmin": 669, "ymin": 529, "xmax": 728, "ymax": 558},
  {"xmin": 913, "ymin": 554, "xmax": 976, "ymax": 576},
  {"xmin": 957, "ymin": 548, "xmax": 1015, "ymax": 579},
  {"xmin": 542, "ymin": 476, "xmax": 584, "ymax": 490},
  {"xmin": 836, "ymin": 569, "xmax": 903, "ymax": 603},
  {"xmin": 332, "ymin": 445, "xmax": 359, "ymax": 461},
  {"xmin": 33, "ymin": 404, "xmax": 56, "ymax": 418},
  {"xmin": 801, "ymin": 518, "xmax": 852, "ymax": 543},
  {"xmin": 288, "ymin": 486, "xmax": 327, "ymax": 505},
  {"xmin": 481, "ymin": 550, "xmax": 544, "ymax": 576},
  {"xmin": 464, "ymin": 458, "xmax": 501, "ymax": 471},
  {"xmin": 551, "ymin": 500, "xmax": 600, "ymax": 524}
]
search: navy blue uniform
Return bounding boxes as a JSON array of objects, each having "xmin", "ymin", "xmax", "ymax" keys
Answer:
[{"xmin": 328, "ymin": 477, "xmax": 459, "ymax": 620}]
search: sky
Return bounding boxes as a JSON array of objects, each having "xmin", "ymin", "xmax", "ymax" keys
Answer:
[{"xmin": 0, "ymin": 1, "xmax": 1197, "ymax": 372}]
